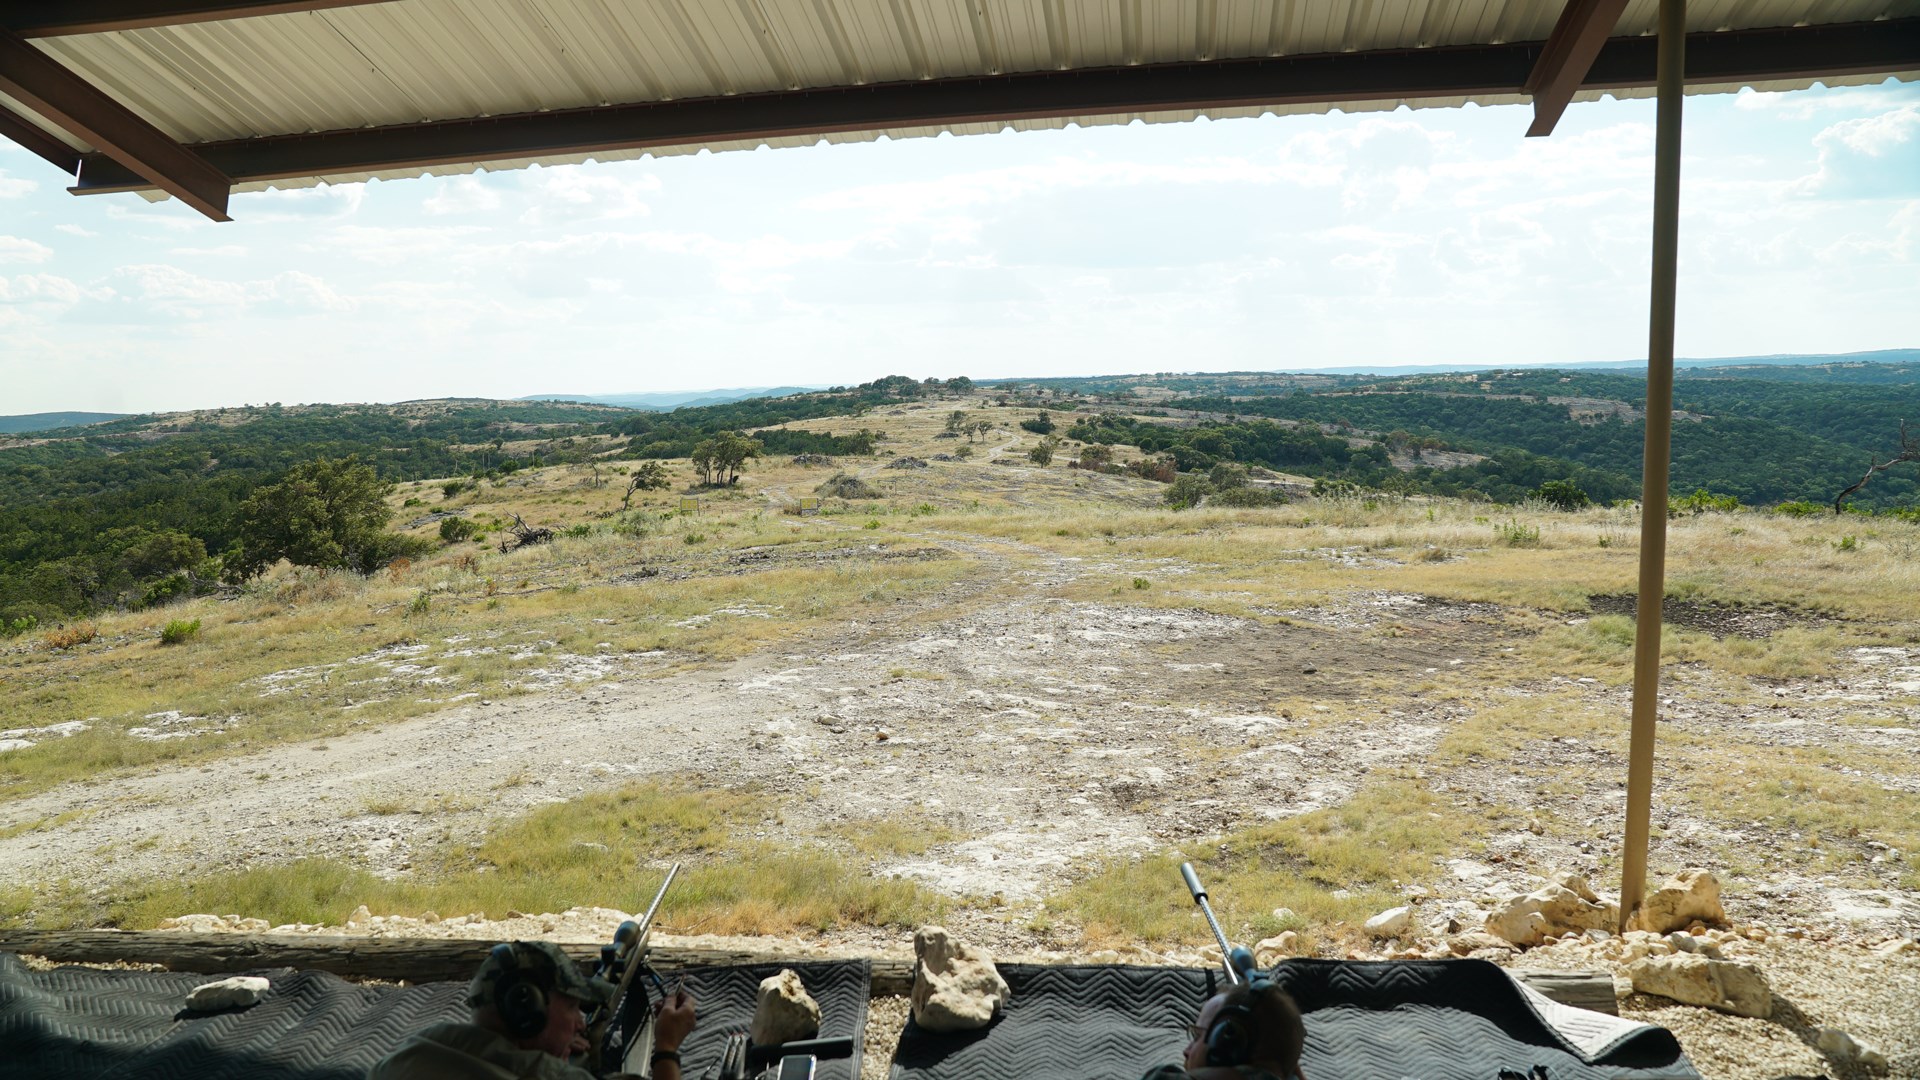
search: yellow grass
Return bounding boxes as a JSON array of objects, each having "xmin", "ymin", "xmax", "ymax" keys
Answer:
[{"xmin": 9, "ymin": 782, "xmax": 946, "ymax": 934}]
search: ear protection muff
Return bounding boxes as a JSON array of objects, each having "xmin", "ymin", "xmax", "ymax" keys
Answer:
[
  {"xmin": 490, "ymin": 943, "xmax": 551, "ymax": 1039},
  {"xmin": 1204, "ymin": 973, "xmax": 1273, "ymax": 1067}
]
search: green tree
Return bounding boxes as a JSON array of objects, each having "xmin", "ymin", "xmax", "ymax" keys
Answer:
[
  {"xmin": 1532, "ymin": 479, "xmax": 1591, "ymax": 511},
  {"xmin": 1028, "ymin": 437, "xmax": 1057, "ymax": 466},
  {"xmin": 1020, "ymin": 411, "xmax": 1055, "ymax": 435},
  {"xmin": 1164, "ymin": 474, "xmax": 1213, "ymax": 510},
  {"xmin": 623, "ymin": 461, "xmax": 671, "ymax": 507},
  {"xmin": 231, "ymin": 457, "xmax": 406, "ymax": 579}
]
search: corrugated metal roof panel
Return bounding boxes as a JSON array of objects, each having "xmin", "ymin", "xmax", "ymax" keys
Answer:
[{"xmin": 21, "ymin": 0, "xmax": 1917, "ymax": 198}]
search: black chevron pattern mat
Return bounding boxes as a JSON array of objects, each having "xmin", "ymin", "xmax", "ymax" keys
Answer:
[
  {"xmin": 0, "ymin": 951, "xmax": 868, "ymax": 1080},
  {"xmin": 890, "ymin": 960, "xmax": 1700, "ymax": 1080}
]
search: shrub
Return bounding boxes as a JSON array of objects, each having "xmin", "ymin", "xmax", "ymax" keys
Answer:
[
  {"xmin": 441, "ymin": 479, "xmax": 473, "ymax": 499},
  {"xmin": 1532, "ymin": 479, "xmax": 1590, "ymax": 511},
  {"xmin": 1495, "ymin": 519, "xmax": 1541, "ymax": 547},
  {"xmin": 1772, "ymin": 500, "xmax": 1823, "ymax": 517},
  {"xmin": 1210, "ymin": 486, "xmax": 1280, "ymax": 508},
  {"xmin": 1672, "ymin": 489, "xmax": 1740, "ymax": 515},
  {"xmin": 140, "ymin": 572, "xmax": 195, "ymax": 608},
  {"xmin": 1028, "ymin": 438, "xmax": 1057, "ymax": 466},
  {"xmin": 3, "ymin": 615, "xmax": 39, "ymax": 638},
  {"xmin": 1164, "ymin": 475, "xmax": 1213, "ymax": 510},
  {"xmin": 45, "ymin": 622, "xmax": 98, "ymax": 649},
  {"xmin": 408, "ymin": 593, "xmax": 432, "ymax": 616},
  {"xmin": 1019, "ymin": 411, "xmax": 1055, "ymax": 435},
  {"xmin": 439, "ymin": 516, "xmax": 477, "ymax": 543},
  {"xmin": 159, "ymin": 618, "xmax": 201, "ymax": 645}
]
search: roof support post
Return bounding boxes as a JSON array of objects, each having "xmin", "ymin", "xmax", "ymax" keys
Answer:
[
  {"xmin": 1524, "ymin": 0, "xmax": 1632, "ymax": 137},
  {"xmin": 1619, "ymin": 0, "xmax": 1684, "ymax": 932},
  {"xmin": 0, "ymin": 28, "xmax": 231, "ymax": 219}
]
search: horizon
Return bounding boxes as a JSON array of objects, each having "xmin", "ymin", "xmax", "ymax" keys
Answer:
[{"xmin": 4, "ymin": 344, "xmax": 1918, "ymax": 419}]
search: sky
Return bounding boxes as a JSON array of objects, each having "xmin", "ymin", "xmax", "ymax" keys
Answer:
[{"xmin": 1, "ymin": 79, "xmax": 1917, "ymax": 415}]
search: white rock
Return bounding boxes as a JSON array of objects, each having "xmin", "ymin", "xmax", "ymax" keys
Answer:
[
  {"xmin": 1815, "ymin": 1026, "xmax": 1887, "ymax": 1069},
  {"xmin": 1253, "ymin": 932, "xmax": 1299, "ymax": 966},
  {"xmin": 1632, "ymin": 870, "xmax": 1726, "ymax": 934},
  {"xmin": 186, "ymin": 976, "xmax": 269, "ymax": 1011},
  {"xmin": 1484, "ymin": 880, "xmax": 1617, "ymax": 947},
  {"xmin": 910, "ymin": 926, "xmax": 1009, "ymax": 1032},
  {"xmin": 748, "ymin": 969, "xmax": 821, "ymax": 1046},
  {"xmin": 346, "ymin": 904, "xmax": 372, "ymax": 929},
  {"xmin": 161, "ymin": 914, "xmax": 229, "ymax": 934},
  {"xmin": 1365, "ymin": 906, "xmax": 1413, "ymax": 938},
  {"xmin": 1628, "ymin": 954, "xmax": 1771, "ymax": 1019}
]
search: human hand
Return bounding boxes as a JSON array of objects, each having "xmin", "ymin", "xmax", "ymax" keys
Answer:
[{"xmin": 653, "ymin": 984, "xmax": 696, "ymax": 1051}]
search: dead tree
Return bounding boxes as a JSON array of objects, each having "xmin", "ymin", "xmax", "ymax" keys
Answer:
[
  {"xmin": 1833, "ymin": 419, "xmax": 1918, "ymax": 514},
  {"xmin": 498, "ymin": 513, "xmax": 555, "ymax": 552}
]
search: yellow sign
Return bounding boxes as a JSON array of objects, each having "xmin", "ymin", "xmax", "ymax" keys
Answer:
[{"xmin": 679, "ymin": 497, "xmax": 700, "ymax": 512}]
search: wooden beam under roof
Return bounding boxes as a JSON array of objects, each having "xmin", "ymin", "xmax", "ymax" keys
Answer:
[
  {"xmin": 0, "ymin": 1, "xmax": 399, "ymax": 37},
  {"xmin": 62, "ymin": 17, "xmax": 1920, "ymax": 203},
  {"xmin": 0, "ymin": 28, "xmax": 230, "ymax": 219},
  {"xmin": 1525, "ymin": 0, "xmax": 1635, "ymax": 137}
]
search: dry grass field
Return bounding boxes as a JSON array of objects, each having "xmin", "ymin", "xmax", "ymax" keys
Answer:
[{"xmin": 2, "ymin": 396, "xmax": 1917, "ymax": 1076}]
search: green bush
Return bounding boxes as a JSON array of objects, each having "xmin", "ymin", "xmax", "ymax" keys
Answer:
[
  {"xmin": 1773, "ymin": 500, "xmax": 1823, "ymax": 517},
  {"xmin": 438, "ymin": 516, "xmax": 477, "ymax": 543},
  {"xmin": 1532, "ymin": 479, "xmax": 1590, "ymax": 511},
  {"xmin": 1496, "ymin": 519, "xmax": 1541, "ymax": 547},
  {"xmin": 159, "ymin": 618, "xmax": 201, "ymax": 645},
  {"xmin": 1210, "ymin": 486, "xmax": 1280, "ymax": 508},
  {"xmin": 1672, "ymin": 489, "xmax": 1740, "ymax": 514},
  {"xmin": 1019, "ymin": 411, "xmax": 1055, "ymax": 435},
  {"xmin": 1163, "ymin": 474, "xmax": 1213, "ymax": 510},
  {"xmin": 4, "ymin": 615, "xmax": 40, "ymax": 638}
]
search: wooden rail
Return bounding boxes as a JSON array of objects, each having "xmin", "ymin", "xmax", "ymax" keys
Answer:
[{"xmin": 0, "ymin": 929, "xmax": 1617, "ymax": 1015}]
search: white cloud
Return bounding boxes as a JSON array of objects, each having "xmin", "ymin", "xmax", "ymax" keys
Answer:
[
  {"xmin": 1793, "ymin": 105, "xmax": 1920, "ymax": 198},
  {"xmin": 54, "ymin": 224, "xmax": 98, "ymax": 237},
  {"xmin": 0, "ymin": 236, "xmax": 53, "ymax": 263},
  {"xmin": 171, "ymin": 244, "xmax": 249, "ymax": 257},
  {"xmin": 517, "ymin": 168, "xmax": 660, "ymax": 226},
  {"xmin": 424, "ymin": 176, "xmax": 503, "ymax": 216},
  {"xmin": 0, "ymin": 171, "xmax": 36, "ymax": 199},
  {"xmin": 0, "ymin": 273, "xmax": 82, "ymax": 305}
]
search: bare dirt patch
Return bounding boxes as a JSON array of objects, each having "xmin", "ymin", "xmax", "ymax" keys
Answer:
[{"xmin": 1586, "ymin": 593, "xmax": 1828, "ymax": 639}]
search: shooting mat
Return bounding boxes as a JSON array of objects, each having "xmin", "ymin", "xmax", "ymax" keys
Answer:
[
  {"xmin": 0, "ymin": 951, "xmax": 869, "ymax": 1080},
  {"xmin": 889, "ymin": 960, "xmax": 1700, "ymax": 1080}
]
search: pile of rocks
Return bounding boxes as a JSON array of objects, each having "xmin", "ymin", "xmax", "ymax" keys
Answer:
[{"xmin": 885, "ymin": 457, "xmax": 930, "ymax": 470}]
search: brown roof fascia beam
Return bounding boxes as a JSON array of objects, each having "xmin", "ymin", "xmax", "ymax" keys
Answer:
[
  {"xmin": 1524, "ymin": 0, "xmax": 1633, "ymax": 137},
  {"xmin": 0, "ymin": 100, "xmax": 81, "ymax": 174},
  {"xmin": 0, "ymin": 28, "xmax": 230, "ymax": 218},
  {"xmin": 67, "ymin": 18, "xmax": 1920, "ymax": 198},
  {"xmin": 2, "ymin": 2, "xmax": 399, "ymax": 38}
]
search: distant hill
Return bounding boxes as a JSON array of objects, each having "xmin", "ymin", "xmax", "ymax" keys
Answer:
[
  {"xmin": 1282, "ymin": 348, "xmax": 1920, "ymax": 377},
  {"xmin": 0, "ymin": 412, "xmax": 124, "ymax": 435},
  {"xmin": 524, "ymin": 386, "xmax": 822, "ymax": 411}
]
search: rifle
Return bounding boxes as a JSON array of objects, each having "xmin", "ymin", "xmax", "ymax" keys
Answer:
[
  {"xmin": 1180, "ymin": 862, "xmax": 1259, "ymax": 987},
  {"xmin": 588, "ymin": 862, "xmax": 680, "ymax": 1075}
]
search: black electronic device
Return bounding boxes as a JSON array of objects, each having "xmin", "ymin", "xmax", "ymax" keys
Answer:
[
  {"xmin": 775, "ymin": 1054, "xmax": 817, "ymax": 1080},
  {"xmin": 489, "ymin": 943, "xmax": 550, "ymax": 1039}
]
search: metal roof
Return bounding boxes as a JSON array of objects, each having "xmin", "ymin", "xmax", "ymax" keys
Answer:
[{"xmin": 1, "ymin": 0, "xmax": 1915, "ymax": 211}]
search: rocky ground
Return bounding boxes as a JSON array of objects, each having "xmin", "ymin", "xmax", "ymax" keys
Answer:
[{"xmin": 4, "ymin": 510, "xmax": 1918, "ymax": 1077}]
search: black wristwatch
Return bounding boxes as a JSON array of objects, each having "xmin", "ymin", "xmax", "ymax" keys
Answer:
[{"xmin": 650, "ymin": 1049, "xmax": 682, "ymax": 1065}]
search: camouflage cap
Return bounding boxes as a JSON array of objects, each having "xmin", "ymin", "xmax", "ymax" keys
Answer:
[{"xmin": 467, "ymin": 940, "xmax": 617, "ymax": 1010}]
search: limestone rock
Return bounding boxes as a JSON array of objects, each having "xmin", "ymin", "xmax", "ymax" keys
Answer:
[
  {"xmin": 346, "ymin": 904, "xmax": 373, "ymax": 929},
  {"xmin": 1632, "ymin": 870, "xmax": 1726, "ymax": 934},
  {"xmin": 1815, "ymin": 1026, "xmax": 1887, "ymax": 1069},
  {"xmin": 1627, "ymin": 954, "xmax": 1771, "ymax": 1019},
  {"xmin": 1365, "ymin": 906, "xmax": 1413, "ymax": 939},
  {"xmin": 1485, "ymin": 879, "xmax": 1618, "ymax": 947},
  {"xmin": 910, "ymin": 926, "xmax": 1009, "ymax": 1032},
  {"xmin": 1253, "ymin": 932, "xmax": 1299, "ymax": 966},
  {"xmin": 748, "ymin": 969, "xmax": 821, "ymax": 1046},
  {"xmin": 1447, "ymin": 931, "xmax": 1514, "ymax": 956},
  {"xmin": 186, "ymin": 976, "xmax": 269, "ymax": 1011}
]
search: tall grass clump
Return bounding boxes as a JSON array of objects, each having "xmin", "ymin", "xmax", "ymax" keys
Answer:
[{"xmin": 158, "ymin": 619, "xmax": 201, "ymax": 645}]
